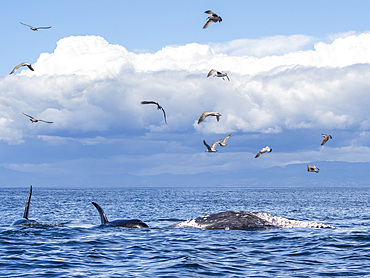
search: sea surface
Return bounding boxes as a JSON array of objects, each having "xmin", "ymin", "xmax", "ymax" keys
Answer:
[{"xmin": 0, "ymin": 186, "xmax": 369, "ymax": 277}]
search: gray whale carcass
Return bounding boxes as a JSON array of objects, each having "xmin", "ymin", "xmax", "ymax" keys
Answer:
[
  {"xmin": 12, "ymin": 186, "xmax": 37, "ymax": 226},
  {"xmin": 173, "ymin": 211, "xmax": 334, "ymax": 230},
  {"xmin": 91, "ymin": 202, "xmax": 148, "ymax": 228}
]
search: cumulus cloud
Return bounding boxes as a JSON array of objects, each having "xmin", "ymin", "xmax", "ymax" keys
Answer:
[
  {"xmin": 2, "ymin": 32, "xmax": 370, "ymax": 146},
  {"xmin": 210, "ymin": 34, "xmax": 316, "ymax": 57}
]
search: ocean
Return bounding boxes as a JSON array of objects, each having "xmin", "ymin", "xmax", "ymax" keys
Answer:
[{"xmin": 0, "ymin": 186, "xmax": 369, "ymax": 277}]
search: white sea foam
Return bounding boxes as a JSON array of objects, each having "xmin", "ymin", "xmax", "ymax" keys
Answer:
[
  {"xmin": 254, "ymin": 212, "xmax": 334, "ymax": 229},
  {"xmin": 175, "ymin": 218, "xmax": 205, "ymax": 229}
]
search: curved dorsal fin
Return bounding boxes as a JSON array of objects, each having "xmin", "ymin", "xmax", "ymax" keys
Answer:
[
  {"xmin": 91, "ymin": 202, "xmax": 109, "ymax": 224},
  {"xmin": 23, "ymin": 186, "xmax": 32, "ymax": 219}
]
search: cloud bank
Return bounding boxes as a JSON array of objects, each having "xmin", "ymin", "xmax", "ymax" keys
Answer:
[
  {"xmin": 1, "ymin": 33, "xmax": 370, "ymax": 185},
  {"xmin": 1, "ymin": 32, "xmax": 370, "ymax": 147}
]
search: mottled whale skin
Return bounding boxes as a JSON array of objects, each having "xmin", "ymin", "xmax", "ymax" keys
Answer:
[
  {"xmin": 91, "ymin": 202, "xmax": 148, "ymax": 228},
  {"xmin": 174, "ymin": 211, "xmax": 333, "ymax": 230},
  {"xmin": 12, "ymin": 186, "xmax": 37, "ymax": 226}
]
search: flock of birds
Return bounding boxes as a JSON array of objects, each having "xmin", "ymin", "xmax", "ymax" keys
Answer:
[
  {"xmin": 10, "ymin": 12, "xmax": 332, "ymax": 173},
  {"xmin": 139, "ymin": 11, "xmax": 333, "ymax": 172}
]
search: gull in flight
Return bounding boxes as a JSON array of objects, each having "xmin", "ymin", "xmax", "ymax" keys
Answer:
[
  {"xmin": 141, "ymin": 101, "xmax": 167, "ymax": 124},
  {"xmin": 321, "ymin": 134, "xmax": 332, "ymax": 146},
  {"xmin": 307, "ymin": 165, "xmax": 320, "ymax": 173},
  {"xmin": 203, "ymin": 139, "xmax": 222, "ymax": 152},
  {"xmin": 219, "ymin": 134, "xmax": 231, "ymax": 147},
  {"xmin": 20, "ymin": 22, "xmax": 51, "ymax": 31},
  {"xmin": 22, "ymin": 112, "xmax": 53, "ymax": 123},
  {"xmin": 9, "ymin": 63, "xmax": 34, "ymax": 75},
  {"xmin": 198, "ymin": 112, "xmax": 222, "ymax": 124},
  {"xmin": 255, "ymin": 146, "xmax": 272, "ymax": 158},
  {"xmin": 203, "ymin": 10, "xmax": 222, "ymax": 29},
  {"xmin": 207, "ymin": 69, "xmax": 230, "ymax": 81}
]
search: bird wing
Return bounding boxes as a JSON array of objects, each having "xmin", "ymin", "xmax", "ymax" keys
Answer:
[
  {"xmin": 255, "ymin": 151, "xmax": 261, "ymax": 158},
  {"xmin": 36, "ymin": 26, "xmax": 51, "ymax": 29},
  {"xmin": 204, "ymin": 10, "xmax": 217, "ymax": 15},
  {"xmin": 321, "ymin": 137, "xmax": 329, "ymax": 146},
  {"xmin": 203, "ymin": 140, "xmax": 212, "ymax": 151},
  {"xmin": 20, "ymin": 22, "xmax": 33, "ymax": 28},
  {"xmin": 161, "ymin": 107, "xmax": 167, "ymax": 124},
  {"xmin": 26, "ymin": 64, "xmax": 34, "ymax": 71},
  {"xmin": 38, "ymin": 119, "xmax": 53, "ymax": 123},
  {"xmin": 9, "ymin": 63, "xmax": 25, "ymax": 74},
  {"xmin": 207, "ymin": 69, "xmax": 217, "ymax": 77},
  {"xmin": 216, "ymin": 114, "xmax": 221, "ymax": 122},
  {"xmin": 221, "ymin": 134, "xmax": 231, "ymax": 144},
  {"xmin": 22, "ymin": 112, "xmax": 34, "ymax": 119},
  {"xmin": 198, "ymin": 112, "xmax": 208, "ymax": 124},
  {"xmin": 226, "ymin": 74, "xmax": 230, "ymax": 81},
  {"xmin": 203, "ymin": 19, "xmax": 215, "ymax": 29},
  {"xmin": 211, "ymin": 139, "xmax": 222, "ymax": 150},
  {"xmin": 141, "ymin": 100, "xmax": 158, "ymax": 105}
]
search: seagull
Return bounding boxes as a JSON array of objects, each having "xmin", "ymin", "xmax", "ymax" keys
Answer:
[
  {"xmin": 203, "ymin": 10, "xmax": 222, "ymax": 29},
  {"xmin": 141, "ymin": 101, "xmax": 167, "ymax": 124},
  {"xmin": 203, "ymin": 139, "xmax": 222, "ymax": 152},
  {"xmin": 22, "ymin": 112, "xmax": 53, "ymax": 123},
  {"xmin": 198, "ymin": 112, "xmax": 222, "ymax": 124},
  {"xmin": 307, "ymin": 165, "xmax": 320, "ymax": 173},
  {"xmin": 219, "ymin": 134, "xmax": 231, "ymax": 147},
  {"xmin": 321, "ymin": 134, "xmax": 332, "ymax": 146},
  {"xmin": 20, "ymin": 22, "xmax": 51, "ymax": 31},
  {"xmin": 207, "ymin": 69, "xmax": 230, "ymax": 81},
  {"xmin": 254, "ymin": 146, "xmax": 272, "ymax": 158},
  {"xmin": 9, "ymin": 63, "xmax": 34, "ymax": 75}
]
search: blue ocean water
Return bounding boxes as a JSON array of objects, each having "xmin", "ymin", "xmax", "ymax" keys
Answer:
[{"xmin": 0, "ymin": 186, "xmax": 369, "ymax": 277}]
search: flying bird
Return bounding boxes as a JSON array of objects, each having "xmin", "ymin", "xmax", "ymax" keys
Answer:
[
  {"xmin": 321, "ymin": 134, "xmax": 332, "ymax": 146},
  {"xmin": 254, "ymin": 146, "xmax": 272, "ymax": 158},
  {"xmin": 307, "ymin": 165, "xmax": 320, "ymax": 173},
  {"xmin": 20, "ymin": 22, "xmax": 51, "ymax": 31},
  {"xmin": 207, "ymin": 69, "xmax": 230, "ymax": 81},
  {"xmin": 9, "ymin": 63, "xmax": 34, "ymax": 75},
  {"xmin": 203, "ymin": 10, "xmax": 222, "ymax": 29},
  {"xmin": 197, "ymin": 112, "xmax": 222, "ymax": 124},
  {"xmin": 219, "ymin": 134, "xmax": 231, "ymax": 147},
  {"xmin": 141, "ymin": 101, "xmax": 167, "ymax": 124},
  {"xmin": 203, "ymin": 139, "xmax": 222, "ymax": 152},
  {"xmin": 22, "ymin": 112, "xmax": 53, "ymax": 123}
]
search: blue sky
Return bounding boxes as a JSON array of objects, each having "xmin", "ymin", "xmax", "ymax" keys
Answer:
[{"xmin": 1, "ymin": 1, "xmax": 370, "ymax": 187}]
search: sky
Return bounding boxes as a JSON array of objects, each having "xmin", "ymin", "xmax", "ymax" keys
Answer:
[{"xmin": 1, "ymin": 0, "xmax": 370, "ymax": 187}]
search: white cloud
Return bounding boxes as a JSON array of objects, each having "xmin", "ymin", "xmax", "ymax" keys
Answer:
[
  {"xmin": 2, "ymin": 33, "xmax": 370, "ymax": 145},
  {"xmin": 210, "ymin": 35, "xmax": 315, "ymax": 57}
]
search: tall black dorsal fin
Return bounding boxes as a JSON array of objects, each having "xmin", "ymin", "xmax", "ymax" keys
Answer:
[
  {"xmin": 23, "ymin": 186, "xmax": 32, "ymax": 219},
  {"xmin": 91, "ymin": 202, "xmax": 109, "ymax": 224}
]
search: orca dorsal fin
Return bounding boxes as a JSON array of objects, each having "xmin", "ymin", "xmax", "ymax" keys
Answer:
[
  {"xmin": 23, "ymin": 186, "xmax": 32, "ymax": 219},
  {"xmin": 91, "ymin": 202, "xmax": 109, "ymax": 224}
]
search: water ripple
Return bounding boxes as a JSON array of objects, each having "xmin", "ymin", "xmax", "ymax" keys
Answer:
[{"xmin": 0, "ymin": 186, "xmax": 369, "ymax": 277}]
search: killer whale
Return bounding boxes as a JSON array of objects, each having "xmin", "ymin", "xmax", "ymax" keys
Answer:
[
  {"xmin": 12, "ymin": 186, "xmax": 37, "ymax": 226},
  {"xmin": 173, "ymin": 211, "xmax": 333, "ymax": 230},
  {"xmin": 91, "ymin": 202, "xmax": 148, "ymax": 228},
  {"xmin": 12, "ymin": 186, "xmax": 63, "ymax": 227}
]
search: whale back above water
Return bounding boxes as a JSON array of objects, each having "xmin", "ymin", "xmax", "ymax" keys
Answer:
[
  {"xmin": 91, "ymin": 202, "xmax": 148, "ymax": 228},
  {"xmin": 12, "ymin": 186, "xmax": 37, "ymax": 226},
  {"xmin": 174, "ymin": 211, "xmax": 334, "ymax": 230}
]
